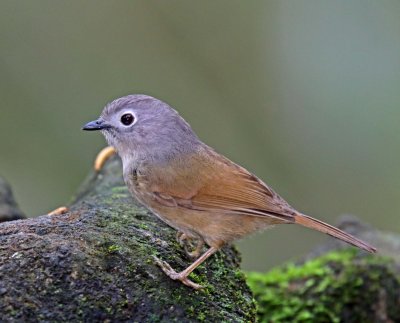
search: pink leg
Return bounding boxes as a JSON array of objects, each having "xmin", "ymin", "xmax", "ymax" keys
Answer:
[{"xmin": 154, "ymin": 247, "xmax": 218, "ymax": 289}]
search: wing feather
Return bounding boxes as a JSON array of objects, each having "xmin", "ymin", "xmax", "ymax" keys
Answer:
[{"xmin": 148, "ymin": 146, "xmax": 296, "ymax": 223}]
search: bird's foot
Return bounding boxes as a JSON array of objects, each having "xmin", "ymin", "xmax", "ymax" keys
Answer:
[
  {"xmin": 94, "ymin": 146, "xmax": 116, "ymax": 171},
  {"xmin": 153, "ymin": 256, "xmax": 204, "ymax": 290},
  {"xmin": 176, "ymin": 231, "xmax": 187, "ymax": 245},
  {"xmin": 48, "ymin": 206, "xmax": 68, "ymax": 216},
  {"xmin": 176, "ymin": 232, "xmax": 205, "ymax": 260},
  {"xmin": 186, "ymin": 242, "xmax": 204, "ymax": 259}
]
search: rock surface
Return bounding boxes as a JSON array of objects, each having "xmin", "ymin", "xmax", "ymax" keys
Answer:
[
  {"xmin": 0, "ymin": 156, "xmax": 256, "ymax": 322},
  {"xmin": 0, "ymin": 177, "xmax": 25, "ymax": 222}
]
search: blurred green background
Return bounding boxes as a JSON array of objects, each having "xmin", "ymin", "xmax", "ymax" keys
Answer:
[{"xmin": 0, "ymin": 1, "xmax": 399, "ymax": 270}]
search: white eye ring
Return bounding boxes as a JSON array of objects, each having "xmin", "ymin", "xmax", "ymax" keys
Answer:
[{"xmin": 120, "ymin": 113, "xmax": 136, "ymax": 126}]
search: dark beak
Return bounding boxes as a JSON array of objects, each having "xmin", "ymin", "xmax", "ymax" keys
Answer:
[{"xmin": 82, "ymin": 119, "xmax": 111, "ymax": 131}]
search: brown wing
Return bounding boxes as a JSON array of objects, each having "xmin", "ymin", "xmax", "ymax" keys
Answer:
[
  {"xmin": 143, "ymin": 146, "xmax": 376, "ymax": 253},
  {"xmin": 147, "ymin": 146, "xmax": 296, "ymax": 223}
]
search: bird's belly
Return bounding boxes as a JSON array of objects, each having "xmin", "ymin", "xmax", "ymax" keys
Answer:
[
  {"xmin": 146, "ymin": 203, "xmax": 275, "ymax": 248},
  {"xmin": 126, "ymin": 181, "xmax": 278, "ymax": 248}
]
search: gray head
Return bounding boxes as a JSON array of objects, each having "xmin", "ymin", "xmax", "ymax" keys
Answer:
[{"xmin": 83, "ymin": 95, "xmax": 201, "ymax": 164}]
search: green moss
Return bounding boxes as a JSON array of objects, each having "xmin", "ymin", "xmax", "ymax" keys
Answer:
[
  {"xmin": 188, "ymin": 271, "xmax": 209, "ymax": 288},
  {"xmin": 0, "ymin": 157, "xmax": 257, "ymax": 321},
  {"xmin": 77, "ymin": 192, "xmax": 257, "ymax": 321},
  {"xmin": 197, "ymin": 312, "xmax": 206, "ymax": 321},
  {"xmin": 111, "ymin": 186, "xmax": 128, "ymax": 194},
  {"xmin": 107, "ymin": 244, "xmax": 120, "ymax": 253},
  {"xmin": 137, "ymin": 223, "xmax": 149, "ymax": 230},
  {"xmin": 247, "ymin": 249, "xmax": 400, "ymax": 323}
]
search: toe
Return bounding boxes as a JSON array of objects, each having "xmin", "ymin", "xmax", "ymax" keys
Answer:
[
  {"xmin": 176, "ymin": 232, "xmax": 187, "ymax": 246},
  {"xmin": 153, "ymin": 256, "xmax": 205, "ymax": 290},
  {"xmin": 153, "ymin": 256, "xmax": 176, "ymax": 275},
  {"xmin": 187, "ymin": 250, "xmax": 201, "ymax": 260},
  {"xmin": 181, "ymin": 278, "xmax": 204, "ymax": 290}
]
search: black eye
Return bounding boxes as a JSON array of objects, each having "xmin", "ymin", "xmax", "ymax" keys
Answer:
[{"xmin": 120, "ymin": 113, "xmax": 134, "ymax": 126}]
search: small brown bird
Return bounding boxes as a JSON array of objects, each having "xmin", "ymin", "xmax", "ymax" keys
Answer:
[{"xmin": 83, "ymin": 95, "xmax": 376, "ymax": 289}]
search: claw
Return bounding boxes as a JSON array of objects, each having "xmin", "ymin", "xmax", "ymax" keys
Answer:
[
  {"xmin": 187, "ymin": 247, "xmax": 203, "ymax": 260},
  {"xmin": 153, "ymin": 256, "xmax": 204, "ymax": 290},
  {"xmin": 175, "ymin": 232, "xmax": 204, "ymax": 259},
  {"xmin": 180, "ymin": 277, "xmax": 203, "ymax": 290},
  {"xmin": 176, "ymin": 232, "xmax": 187, "ymax": 246},
  {"xmin": 153, "ymin": 256, "xmax": 174, "ymax": 273}
]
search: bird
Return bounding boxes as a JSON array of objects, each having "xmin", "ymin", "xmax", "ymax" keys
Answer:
[{"xmin": 82, "ymin": 94, "xmax": 376, "ymax": 289}]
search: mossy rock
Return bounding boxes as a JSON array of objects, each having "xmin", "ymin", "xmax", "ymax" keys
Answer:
[
  {"xmin": 0, "ymin": 156, "xmax": 256, "ymax": 322},
  {"xmin": 247, "ymin": 249, "xmax": 400, "ymax": 323}
]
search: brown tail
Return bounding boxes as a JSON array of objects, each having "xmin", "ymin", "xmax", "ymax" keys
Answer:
[{"xmin": 294, "ymin": 214, "xmax": 376, "ymax": 253}]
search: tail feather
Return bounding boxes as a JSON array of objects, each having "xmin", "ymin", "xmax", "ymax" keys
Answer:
[{"xmin": 294, "ymin": 214, "xmax": 376, "ymax": 253}]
